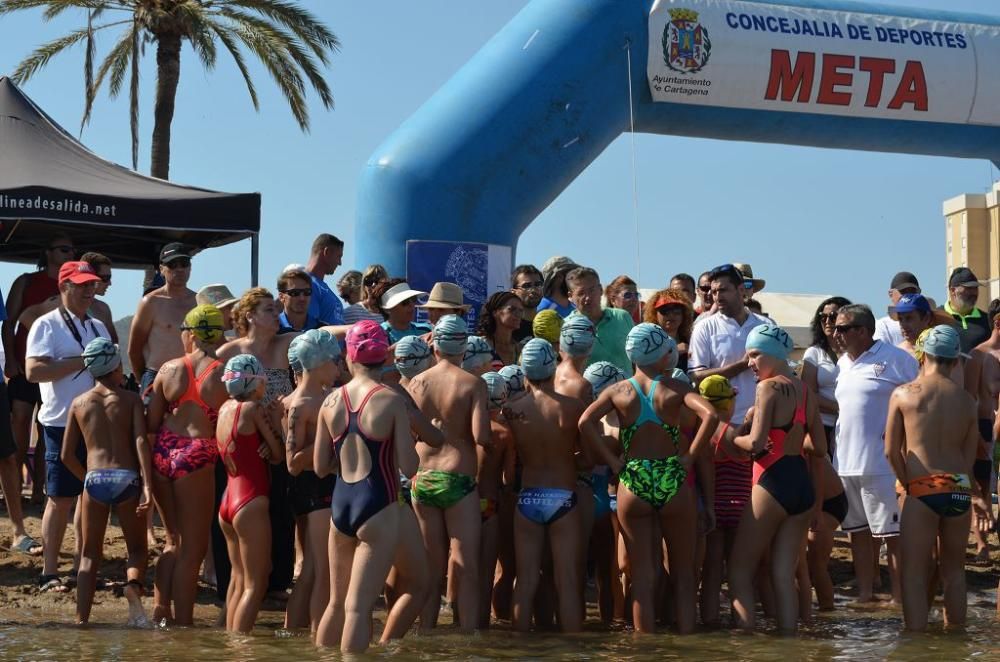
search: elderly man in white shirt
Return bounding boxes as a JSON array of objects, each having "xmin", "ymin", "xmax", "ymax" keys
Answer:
[
  {"xmin": 833, "ymin": 303, "xmax": 918, "ymax": 605},
  {"xmin": 688, "ymin": 263, "xmax": 768, "ymax": 424}
]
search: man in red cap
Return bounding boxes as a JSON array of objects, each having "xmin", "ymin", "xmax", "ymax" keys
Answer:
[{"xmin": 25, "ymin": 260, "xmax": 111, "ymax": 592}]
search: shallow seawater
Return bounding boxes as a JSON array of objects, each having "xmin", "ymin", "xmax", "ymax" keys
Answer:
[{"xmin": 3, "ymin": 601, "xmax": 1000, "ymax": 661}]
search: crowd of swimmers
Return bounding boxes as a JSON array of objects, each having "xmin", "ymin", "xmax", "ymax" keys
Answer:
[{"xmin": 2, "ymin": 233, "xmax": 999, "ymax": 651}]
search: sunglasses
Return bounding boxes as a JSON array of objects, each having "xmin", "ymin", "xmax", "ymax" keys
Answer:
[
  {"xmin": 618, "ymin": 291, "xmax": 638, "ymax": 301},
  {"xmin": 50, "ymin": 245, "xmax": 74, "ymax": 253},
  {"xmin": 818, "ymin": 312, "xmax": 839, "ymax": 323},
  {"xmin": 164, "ymin": 258, "xmax": 191, "ymax": 269},
  {"xmin": 833, "ymin": 324, "xmax": 862, "ymax": 334},
  {"xmin": 280, "ymin": 287, "xmax": 312, "ymax": 298},
  {"xmin": 514, "ymin": 281, "xmax": 544, "ymax": 290},
  {"xmin": 98, "ymin": 273, "xmax": 112, "ymax": 283},
  {"xmin": 501, "ymin": 305, "xmax": 525, "ymax": 316}
]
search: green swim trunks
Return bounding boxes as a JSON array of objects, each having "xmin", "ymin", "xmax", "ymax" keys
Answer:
[
  {"xmin": 619, "ymin": 456, "xmax": 686, "ymax": 510},
  {"xmin": 411, "ymin": 469, "xmax": 477, "ymax": 509}
]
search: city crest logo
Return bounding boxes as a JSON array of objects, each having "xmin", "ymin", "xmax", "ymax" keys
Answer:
[{"xmin": 663, "ymin": 8, "xmax": 712, "ymax": 74}]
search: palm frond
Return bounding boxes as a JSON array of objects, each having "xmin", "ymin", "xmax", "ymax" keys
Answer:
[
  {"xmin": 81, "ymin": 19, "xmax": 135, "ymax": 128},
  {"xmin": 216, "ymin": 0, "xmax": 339, "ymax": 63},
  {"xmin": 231, "ymin": 21, "xmax": 308, "ymax": 130},
  {"xmin": 206, "ymin": 20, "xmax": 259, "ymax": 110},
  {"xmin": 13, "ymin": 25, "xmax": 96, "ymax": 83},
  {"xmin": 81, "ymin": 9, "xmax": 96, "ymax": 135},
  {"xmin": 129, "ymin": 16, "xmax": 139, "ymax": 170}
]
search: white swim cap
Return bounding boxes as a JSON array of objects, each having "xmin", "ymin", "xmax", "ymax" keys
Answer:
[
  {"xmin": 82, "ymin": 337, "xmax": 120, "ymax": 378},
  {"xmin": 463, "ymin": 335, "xmax": 493, "ymax": 371},
  {"xmin": 521, "ymin": 338, "xmax": 557, "ymax": 380},
  {"xmin": 583, "ymin": 361, "xmax": 625, "ymax": 398},
  {"xmin": 395, "ymin": 335, "xmax": 433, "ymax": 378},
  {"xmin": 560, "ymin": 314, "xmax": 596, "ymax": 357},
  {"xmin": 433, "ymin": 314, "xmax": 468, "ymax": 355},
  {"xmin": 498, "ymin": 364, "xmax": 526, "ymax": 396},
  {"xmin": 626, "ymin": 323, "xmax": 677, "ymax": 368},
  {"xmin": 482, "ymin": 371, "xmax": 508, "ymax": 411}
]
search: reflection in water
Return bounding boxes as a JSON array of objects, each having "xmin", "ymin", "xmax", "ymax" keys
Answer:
[{"xmin": 2, "ymin": 604, "xmax": 999, "ymax": 660}]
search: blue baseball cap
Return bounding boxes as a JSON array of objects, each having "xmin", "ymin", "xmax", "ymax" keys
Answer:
[{"xmin": 891, "ymin": 293, "xmax": 931, "ymax": 315}]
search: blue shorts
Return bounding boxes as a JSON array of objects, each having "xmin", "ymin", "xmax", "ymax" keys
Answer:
[
  {"xmin": 44, "ymin": 425, "xmax": 85, "ymax": 498},
  {"xmin": 140, "ymin": 368, "xmax": 158, "ymax": 408},
  {"xmin": 85, "ymin": 468, "xmax": 141, "ymax": 506}
]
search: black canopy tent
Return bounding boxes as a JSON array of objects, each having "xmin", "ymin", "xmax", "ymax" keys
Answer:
[{"xmin": 0, "ymin": 76, "xmax": 260, "ymax": 282}]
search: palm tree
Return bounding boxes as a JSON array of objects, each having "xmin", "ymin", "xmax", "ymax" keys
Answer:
[{"xmin": 1, "ymin": 0, "xmax": 338, "ymax": 179}]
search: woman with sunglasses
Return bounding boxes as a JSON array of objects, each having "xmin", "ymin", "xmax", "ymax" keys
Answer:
[
  {"xmin": 605, "ymin": 275, "xmax": 642, "ymax": 324},
  {"xmin": 644, "ymin": 288, "xmax": 694, "ymax": 372},
  {"xmin": 478, "ymin": 291, "xmax": 524, "ymax": 370},
  {"xmin": 343, "ymin": 264, "xmax": 388, "ymax": 324}
]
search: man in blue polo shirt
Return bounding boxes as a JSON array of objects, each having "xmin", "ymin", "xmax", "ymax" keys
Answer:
[
  {"xmin": 304, "ymin": 234, "xmax": 345, "ymax": 326},
  {"xmin": 276, "ymin": 265, "xmax": 327, "ymax": 333}
]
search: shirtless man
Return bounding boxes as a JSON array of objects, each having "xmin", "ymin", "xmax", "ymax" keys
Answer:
[
  {"xmin": 477, "ymin": 372, "xmax": 513, "ymax": 627},
  {"xmin": 128, "ymin": 243, "xmax": 198, "ymax": 405},
  {"xmin": 885, "ymin": 325, "xmax": 992, "ymax": 631},
  {"xmin": 283, "ymin": 330, "xmax": 340, "ymax": 632},
  {"xmin": 407, "ymin": 314, "xmax": 491, "ymax": 632},
  {"xmin": 60, "ymin": 338, "xmax": 153, "ymax": 626}
]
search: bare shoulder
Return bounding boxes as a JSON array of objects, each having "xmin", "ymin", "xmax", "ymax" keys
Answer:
[
  {"xmin": 116, "ymin": 388, "xmax": 142, "ymax": 407},
  {"xmin": 321, "ymin": 389, "xmax": 342, "ymax": 410}
]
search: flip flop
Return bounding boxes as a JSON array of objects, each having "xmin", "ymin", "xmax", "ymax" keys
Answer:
[
  {"xmin": 38, "ymin": 574, "xmax": 70, "ymax": 594},
  {"xmin": 11, "ymin": 535, "xmax": 42, "ymax": 556}
]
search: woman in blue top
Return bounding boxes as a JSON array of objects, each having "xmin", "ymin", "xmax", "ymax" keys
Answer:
[{"xmin": 375, "ymin": 279, "xmax": 431, "ymax": 345}]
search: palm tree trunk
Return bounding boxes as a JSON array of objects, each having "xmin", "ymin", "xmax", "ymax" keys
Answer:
[{"xmin": 151, "ymin": 32, "xmax": 182, "ymax": 180}]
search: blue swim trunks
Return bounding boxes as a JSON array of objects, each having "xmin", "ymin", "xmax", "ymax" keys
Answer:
[
  {"xmin": 84, "ymin": 468, "xmax": 142, "ymax": 506},
  {"xmin": 517, "ymin": 486, "xmax": 577, "ymax": 525}
]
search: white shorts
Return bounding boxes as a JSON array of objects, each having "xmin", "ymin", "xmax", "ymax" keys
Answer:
[{"xmin": 840, "ymin": 474, "xmax": 900, "ymax": 537}]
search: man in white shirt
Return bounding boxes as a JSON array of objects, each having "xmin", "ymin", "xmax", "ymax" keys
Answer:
[
  {"xmin": 874, "ymin": 271, "xmax": 920, "ymax": 347},
  {"xmin": 688, "ymin": 263, "xmax": 768, "ymax": 424},
  {"xmin": 25, "ymin": 261, "xmax": 111, "ymax": 590},
  {"xmin": 833, "ymin": 303, "xmax": 918, "ymax": 604}
]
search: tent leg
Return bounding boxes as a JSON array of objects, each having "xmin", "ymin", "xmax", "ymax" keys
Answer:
[{"xmin": 251, "ymin": 234, "xmax": 259, "ymax": 287}]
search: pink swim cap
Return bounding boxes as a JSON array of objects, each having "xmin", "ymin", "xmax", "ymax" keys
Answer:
[{"xmin": 346, "ymin": 320, "xmax": 389, "ymax": 364}]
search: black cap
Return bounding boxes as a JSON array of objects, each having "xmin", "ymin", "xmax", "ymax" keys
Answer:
[
  {"xmin": 949, "ymin": 267, "xmax": 982, "ymax": 288},
  {"xmin": 159, "ymin": 242, "xmax": 191, "ymax": 265},
  {"xmin": 889, "ymin": 271, "xmax": 920, "ymax": 291}
]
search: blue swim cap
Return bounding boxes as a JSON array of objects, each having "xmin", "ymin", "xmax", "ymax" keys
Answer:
[
  {"xmin": 583, "ymin": 361, "xmax": 625, "ymax": 398},
  {"xmin": 433, "ymin": 314, "xmax": 468, "ymax": 355},
  {"xmin": 921, "ymin": 324, "xmax": 961, "ymax": 359},
  {"xmin": 82, "ymin": 337, "xmax": 120, "ymax": 378},
  {"xmin": 463, "ymin": 335, "xmax": 493, "ymax": 371},
  {"xmin": 560, "ymin": 314, "xmax": 596, "ymax": 357},
  {"xmin": 521, "ymin": 338, "xmax": 557, "ymax": 380},
  {"xmin": 498, "ymin": 364, "xmax": 526, "ymax": 396},
  {"xmin": 395, "ymin": 335, "xmax": 433, "ymax": 378},
  {"xmin": 222, "ymin": 354, "xmax": 265, "ymax": 398},
  {"xmin": 626, "ymin": 323, "xmax": 678, "ymax": 368},
  {"xmin": 670, "ymin": 368, "xmax": 692, "ymax": 386},
  {"xmin": 289, "ymin": 329, "xmax": 340, "ymax": 372},
  {"xmin": 482, "ymin": 371, "xmax": 508, "ymax": 410},
  {"xmin": 746, "ymin": 324, "xmax": 794, "ymax": 361}
]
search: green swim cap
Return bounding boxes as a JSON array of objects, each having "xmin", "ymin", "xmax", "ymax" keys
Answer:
[
  {"xmin": 626, "ymin": 323, "xmax": 677, "ymax": 368},
  {"xmin": 583, "ymin": 361, "xmax": 625, "ymax": 398},
  {"xmin": 433, "ymin": 314, "xmax": 468, "ymax": 355},
  {"xmin": 482, "ymin": 371, "xmax": 508, "ymax": 410},
  {"xmin": 82, "ymin": 337, "xmax": 120, "ymax": 378},
  {"xmin": 560, "ymin": 314, "xmax": 595, "ymax": 357},
  {"xmin": 746, "ymin": 324, "xmax": 793, "ymax": 361},
  {"xmin": 521, "ymin": 338, "xmax": 557, "ymax": 380}
]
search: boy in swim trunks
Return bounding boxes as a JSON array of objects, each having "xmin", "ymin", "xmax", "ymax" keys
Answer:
[
  {"xmin": 505, "ymin": 339, "xmax": 587, "ymax": 632},
  {"xmin": 283, "ymin": 330, "xmax": 340, "ymax": 632},
  {"xmin": 886, "ymin": 325, "xmax": 992, "ymax": 630},
  {"xmin": 407, "ymin": 315, "xmax": 491, "ymax": 632},
  {"xmin": 60, "ymin": 338, "xmax": 153, "ymax": 626}
]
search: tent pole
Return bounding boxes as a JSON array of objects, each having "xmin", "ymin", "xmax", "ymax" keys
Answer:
[{"xmin": 251, "ymin": 233, "xmax": 259, "ymax": 286}]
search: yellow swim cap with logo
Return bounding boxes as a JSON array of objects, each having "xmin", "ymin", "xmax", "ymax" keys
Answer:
[{"xmin": 182, "ymin": 304, "xmax": 225, "ymax": 344}]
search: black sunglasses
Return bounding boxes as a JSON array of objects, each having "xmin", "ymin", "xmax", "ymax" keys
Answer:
[
  {"xmin": 164, "ymin": 258, "xmax": 191, "ymax": 269},
  {"xmin": 833, "ymin": 323, "xmax": 862, "ymax": 334},
  {"xmin": 98, "ymin": 274, "xmax": 112, "ymax": 283},
  {"xmin": 280, "ymin": 287, "xmax": 312, "ymax": 298}
]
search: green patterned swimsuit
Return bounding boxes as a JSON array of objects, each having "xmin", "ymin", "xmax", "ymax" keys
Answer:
[{"xmin": 618, "ymin": 377, "xmax": 686, "ymax": 510}]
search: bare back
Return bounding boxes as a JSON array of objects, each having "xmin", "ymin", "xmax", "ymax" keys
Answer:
[
  {"xmin": 70, "ymin": 386, "xmax": 143, "ymax": 472},
  {"xmin": 152, "ymin": 352, "xmax": 226, "ymax": 439},
  {"xmin": 555, "ymin": 361, "xmax": 593, "ymax": 402},
  {"xmin": 284, "ymin": 387, "xmax": 324, "ymax": 473},
  {"xmin": 326, "ymin": 381, "xmax": 417, "ymax": 481},
  {"xmin": 893, "ymin": 374, "xmax": 979, "ymax": 478},
  {"xmin": 407, "ymin": 360, "xmax": 488, "ymax": 475},
  {"xmin": 505, "ymin": 387, "xmax": 584, "ymax": 491}
]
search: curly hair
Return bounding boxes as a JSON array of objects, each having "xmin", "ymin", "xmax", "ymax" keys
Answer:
[
  {"xmin": 231, "ymin": 287, "xmax": 275, "ymax": 338},
  {"xmin": 810, "ymin": 296, "xmax": 852, "ymax": 361},
  {"xmin": 478, "ymin": 291, "xmax": 522, "ymax": 339},
  {"xmin": 371, "ymin": 278, "xmax": 406, "ymax": 318},
  {"xmin": 643, "ymin": 287, "xmax": 693, "ymax": 344}
]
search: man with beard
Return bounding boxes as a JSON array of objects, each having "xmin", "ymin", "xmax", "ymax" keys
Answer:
[{"xmin": 511, "ymin": 265, "xmax": 544, "ymax": 343}]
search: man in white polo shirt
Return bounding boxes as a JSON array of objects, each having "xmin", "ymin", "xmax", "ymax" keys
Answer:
[
  {"xmin": 833, "ymin": 303, "xmax": 918, "ymax": 605},
  {"xmin": 25, "ymin": 260, "xmax": 111, "ymax": 591},
  {"xmin": 688, "ymin": 263, "xmax": 767, "ymax": 424}
]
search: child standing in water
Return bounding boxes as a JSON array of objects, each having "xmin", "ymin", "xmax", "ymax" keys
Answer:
[
  {"xmin": 216, "ymin": 354, "xmax": 284, "ymax": 633},
  {"xmin": 60, "ymin": 338, "xmax": 154, "ymax": 626}
]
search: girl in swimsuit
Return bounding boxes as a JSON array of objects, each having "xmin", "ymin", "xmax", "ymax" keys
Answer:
[
  {"xmin": 729, "ymin": 324, "xmax": 828, "ymax": 633},
  {"xmin": 580, "ymin": 324, "xmax": 719, "ymax": 634},
  {"xmin": 146, "ymin": 304, "xmax": 228, "ymax": 625},
  {"xmin": 314, "ymin": 321, "xmax": 418, "ymax": 653},
  {"xmin": 216, "ymin": 353, "xmax": 284, "ymax": 633}
]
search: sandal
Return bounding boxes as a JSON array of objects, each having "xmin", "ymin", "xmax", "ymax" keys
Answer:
[
  {"xmin": 11, "ymin": 535, "xmax": 42, "ymax": 556},
  {"xmin": 38, "ymin": 574, "xmax": 70, "ymax": 594}
]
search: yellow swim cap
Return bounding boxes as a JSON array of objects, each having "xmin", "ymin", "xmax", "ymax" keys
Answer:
[
  {"xmin": 182, "ymin": 304, "xmax": 225, "ymax": 344},
  {"xmin": 532, "ymin": 309, "xmax": 563, "ymax": 346},
  {"xmin": 914, "ymin": 327, "xmax": 932, "ymax": 363},
  {"xmin": 699, "ymin": 374, "xmax": 735, "ymax": 403}
]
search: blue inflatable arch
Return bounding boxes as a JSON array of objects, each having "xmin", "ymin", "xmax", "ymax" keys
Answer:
[{"xmin": 356, "ymin": 0, "xmax": 1000, "ymax": 275}]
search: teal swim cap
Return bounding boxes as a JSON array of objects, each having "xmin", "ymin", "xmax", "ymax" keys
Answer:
[
  {"xmin": 670, "ymin": 368, "xmax": 692, "ymax": 386},
  {"xmin": 482, "ymin": 371, "xmax": 508, "ymax": 410},
  {"xmin": 498, "ymin": 364, "xmax": 526, "ymax": 395},
  {"xmin": 82, "ymin": 337, "xmax": 120, "ymax": 378},
  {"xmin": 433, "ymin": 314, "xmax": 468, "ymax": 355},
  {"xmin": 463, "ymin": 335, "xmax": 493, "ymax": 371},
  {"xmin": 626, "ymin": 323, "xmax": 677, "ymax": 368},
  {"xmin": 746, "ymin": 324, "xmax": 794, "ymax": 361},
  {"xmin": 921, "ymin": 324, "xmax": 961, "ymax": 359},
  {"xmin": 395, "ymin": 335, "xmax": 433, "ymax": 378},
  {"xmin": 521, "ymin": 338, "xmax": 557, "ymax": 380},
  {"xmin": 290, "ymin": 329, "xmax": 340, "ymax": 372},
  {"xmin": 560, "ymin": 315, "xmax": 596, "ymax": 357},
  {"xmin": 222, "ymin": 354, "xmax": 265, "ymax": 398},
  {"xmin": 583, "ymin": 361, "xmax": 625, "ymax": 398}
]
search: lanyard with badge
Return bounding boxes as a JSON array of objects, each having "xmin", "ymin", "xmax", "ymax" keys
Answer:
[{"xmin": 58, "ymin": 306, "xmax": 93, "ymax": 379}]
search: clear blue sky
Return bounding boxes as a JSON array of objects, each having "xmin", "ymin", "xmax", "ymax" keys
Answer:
[{"xmin": 1, "ymin": 0, "xmax": 998, "ymax": 321}]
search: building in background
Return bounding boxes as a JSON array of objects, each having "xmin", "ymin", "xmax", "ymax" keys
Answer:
[{"xmin": 943, "ymin": 182, "xmax": 999, "ymax": 308}]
